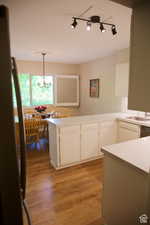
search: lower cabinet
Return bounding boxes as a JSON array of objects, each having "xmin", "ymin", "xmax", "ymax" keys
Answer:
[
  {"xmin": 118, "ymin": 121, "xmax": 140, "ymax": 142},
  {"xmin": 81, "ymin": 123, "xmax": 99, "ymax": 160},
  {"xmin": 49, "ymin": 119, "xmax": 141, "ymax": 169},
  {"xmin": 102, "ymin": 152, "xmax": 148, "ymax": 225},
  {"xmin": 100, "ymin": 121, "xmax": 117, "ymax": 149},
  {"xmin": 59, "ymin": 125, "xmax": 80, "ymax": 166}
]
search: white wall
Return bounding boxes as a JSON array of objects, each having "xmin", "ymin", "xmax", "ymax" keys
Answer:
[
  {"xmin": 16, "ymin": 49, "xmax": 130, "ymax": 115},
  {"xmin": 16, "ymin": 60, "xmax": 80, "ymax": 75},
  {"xmin": 79, "ymin": 48, "xmax": 129, "ymax": 115}
]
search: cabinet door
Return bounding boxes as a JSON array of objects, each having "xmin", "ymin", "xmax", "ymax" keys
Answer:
[
  {"xmin": 118, "ymin": 121, "xmax": 140, "ymax": 142},
  {"xmin": 59, "ymin": 125, "xmax": 80, "ymax": 166},
  {"xmin": 118, "ymin": 127, "xmax": 139, "ymax": 142},
  {"xmin": 81, "ymin": 123, "xmax": 99, "ymax": 160},
  {"xmin": 100, "ymin": 121, "xmax": 117, "ymax": 149}
]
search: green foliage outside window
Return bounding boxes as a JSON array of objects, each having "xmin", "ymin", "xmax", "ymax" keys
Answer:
[
  {"xmin": 31, "ymin": 75, "xmax": 53, "ymax": 105},
  {"xmin": 12, "ymin": 74, "xmax": 53, "ymax": 107}
]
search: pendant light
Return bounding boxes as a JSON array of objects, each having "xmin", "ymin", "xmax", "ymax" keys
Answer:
[{"xmin": 38, "ymin": 52, "xmax": 51, "ymax": 88}]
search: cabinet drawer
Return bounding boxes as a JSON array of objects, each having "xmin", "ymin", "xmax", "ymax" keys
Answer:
[{"xmin": 118, "ymin": 121, "xmax": 140, "ymax": 132}]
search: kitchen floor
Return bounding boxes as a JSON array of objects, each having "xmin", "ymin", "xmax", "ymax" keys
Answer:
[{"xmin": 26, "ymin": 150, "xmax": 104, "ymax": 225}]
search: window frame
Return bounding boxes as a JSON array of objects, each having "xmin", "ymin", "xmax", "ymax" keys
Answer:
[{"xmin": 54, "ymin": 75, "xmax": 79, "ymax": 106}]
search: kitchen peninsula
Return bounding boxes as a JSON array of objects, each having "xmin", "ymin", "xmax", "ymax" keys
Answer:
[
  {"xmin": 102, "ymin": 137, "xmax": 150, "ymax": 225},
  {"xmin": 47, "ymin": 113, "xmax": 120, "ymax": 169},
  {"xmin": 47, "ymin": 112, "xmax": 150, "ymax": 169}
]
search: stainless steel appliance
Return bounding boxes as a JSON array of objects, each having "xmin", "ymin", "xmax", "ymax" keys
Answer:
[
  {"xmin": 141, "ymin": 126, "xmax": 150, "ymax": 138},
  {"xmin": 0, "ymin": 5, "xmax": 31, "ymax": 225}
]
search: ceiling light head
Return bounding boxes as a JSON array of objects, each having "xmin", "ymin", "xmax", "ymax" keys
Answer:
[
  {"xmin": 112, "ymin": 25, "xmax": 117, "ymax": 35},
  {"xmin": 86, "ymin": 22, "xmax": 91, "ymax": 31},
  {"xmin": 71, "ymin": 18, "xmax": 77, "ymax": 29},
  {"xmin": 100, "ymin": 23, "xmax": 106, "ymax": 33}
]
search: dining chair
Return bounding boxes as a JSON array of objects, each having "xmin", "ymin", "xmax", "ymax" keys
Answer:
[
  {"xmin": 24, "ymin": 118, "xmax": 40, "ymax": 150},
  {"xmin": 24, "ymin": 118, "xmax": 48, "ymax": 151}
]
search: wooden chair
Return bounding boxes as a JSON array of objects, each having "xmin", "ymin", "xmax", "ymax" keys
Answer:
[
  {"xmin": 24, "ymin": 118, "xmax": 48, "ymax": 150},
  {"xmin": 38, "ymin": 119, "xmax": 48, "ymax": 139},
  {"xmin": 24, "ymin": 118, "xmax": 40, "ymax": 146}
]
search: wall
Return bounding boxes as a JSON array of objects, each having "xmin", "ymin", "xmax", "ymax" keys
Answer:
[
  {"xmin": 16, "ymin": 49, "xmax": 130, "ymax": 116},
  {"xmin": 15, "ymin": 60, "xmax": 80, "ymax": 116},
  {"xmin": 79, "ymin": 48, "xmax": 129, "ymax": 115},
  {"xmin": 16, "ymin": 60, "xmax": 80, "ymax": 75}
]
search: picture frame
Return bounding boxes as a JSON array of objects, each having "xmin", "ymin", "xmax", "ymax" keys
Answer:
[{"xmin": 89, "ymin": 79, "xmax": 99, "ymax": 97}]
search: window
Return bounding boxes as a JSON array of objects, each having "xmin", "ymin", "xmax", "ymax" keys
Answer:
[
  {"xmin": 31, "ymin": 75, "xmax": 53, "ymax": 105},
  {"xmin": 13, "ymin": 74, "xmax": 53, "ymax": 107},
  {"xmin": 19, "ymin": 74, "xmax": 30, "ymax": 106},
  {"xmin": 55, "ymin": 75, "xmax": 79, "ymax": 106}
]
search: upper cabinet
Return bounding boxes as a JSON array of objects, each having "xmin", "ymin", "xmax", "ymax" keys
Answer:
[
  {"xmin": 115, "ymin": 63, "xmax": 129, "ymax": 97},
  {"xmin": 128, "ymin": 1, "xmax": 150, "ymax": 112},
  {"xmin": 54, "ymin": 75, "xmax": 79, "ymax": 106}
]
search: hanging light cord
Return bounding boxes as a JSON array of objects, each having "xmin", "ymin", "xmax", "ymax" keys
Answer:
[
  {"xmin": 37, "ymin": 52, "xmax": 51, "ymax": 88},
  {"xmin": 42, "ymin": 52, "xmax": 46, "ymax": 84}
]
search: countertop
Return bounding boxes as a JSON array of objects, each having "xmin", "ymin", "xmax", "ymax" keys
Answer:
[
  {"xmin": 46, "ymin": 112, "xmax": 130, "ymax": 127},
  {"xmin": 102, "ymin": 136, "xmax": 150, "ymax": 174},
  {"xmin": 117, "ymin": 115, "xmax": 150, "ymax": 127},
  {"xmin": 47, "ymin": 112, "xmax": 150, "ymax": 127}
]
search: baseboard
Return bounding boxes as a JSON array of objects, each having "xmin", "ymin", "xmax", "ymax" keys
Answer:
[{"xmin": 50, "ymin": 154, "xmax": 104, "ymax": 170}]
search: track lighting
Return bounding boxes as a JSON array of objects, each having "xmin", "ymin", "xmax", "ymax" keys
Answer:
[
  {"xmin": 100, "ymin": 23, "xmax": 106, "ymax": 33},
  {"xmin": 111, "ymin": 25, "xmax": 117, "ymax": 35},
  {"xmin": 70, "ymin": 15, "xmax": 117, "ymax": 35},
  {"xmin": 71, "ymin": 18, "xmax": 77, "ymax": 29},
  {"xmin": 86, "ymin": 22, "xmax": 91, "ymax": 31}
]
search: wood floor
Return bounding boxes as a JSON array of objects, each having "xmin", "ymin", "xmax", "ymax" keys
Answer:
[{"xmin": 26, "ymin": 150, "xmax": 104, "ymax": 225}]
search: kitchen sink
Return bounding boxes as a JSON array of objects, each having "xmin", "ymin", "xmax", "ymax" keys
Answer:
[{"xmin": 126, "ymin": 116, "xmax": 150, "ymax": 121}]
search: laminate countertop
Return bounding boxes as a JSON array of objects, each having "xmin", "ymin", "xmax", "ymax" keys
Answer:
[
  {"xmin": 102, "ymin": 136, "xmax": 150, "ymax": 174},
  {"xmin": 46, "ymin": 112, "xmax": 129, "ymax": 127},
  {"xmin": 47, "ymin": 112, "xmax": 150, "ymax": 128},
  {"xmin": 117, "ymin": 115, "xmax": 150, "ymax": 127}
]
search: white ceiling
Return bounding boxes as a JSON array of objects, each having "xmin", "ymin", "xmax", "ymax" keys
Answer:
[{"xmin": 2, "ymin": 0, "xmax": 132, "ymax": 63}]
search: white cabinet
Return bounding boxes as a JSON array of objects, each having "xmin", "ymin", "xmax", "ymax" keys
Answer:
[
  {"xmin": 100, "ymin": 121, "xmax": 117, "ymax": 148},
  {"xmin": 48, "ymin": 117, "xmax": 142, "ymax": 170},
  {"xmin": 115, "ymin": 63, "xmax": 129, "ymax": 97},
  {"xmin": 59, "ymin": 125, "xmax": 80, "ymax": 166},
  {"xmin": 118, "ymin": 121, "xmax": 140, "ymax": 142},
  {"xmin": 81, "ymin": 123, "xmax": 99, "ymax": 160},
  {"xmin": 102, "ymin": 149, "xmax": 149, "ymax": 225}
]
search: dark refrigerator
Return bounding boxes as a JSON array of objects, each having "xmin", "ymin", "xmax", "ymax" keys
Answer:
[{"xmin": 0, "ymin": 5, "xmax": 32, "ymax": 225}]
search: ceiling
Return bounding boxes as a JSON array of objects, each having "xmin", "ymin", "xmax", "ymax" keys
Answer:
[{"xmin": 2, "ymin": 0, "xmax": 132, "ymax": 64}]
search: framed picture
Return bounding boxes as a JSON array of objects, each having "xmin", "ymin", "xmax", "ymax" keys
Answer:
[{"xmin": 90, "ymin": 79, "xmax": 99, "ymax": 97}]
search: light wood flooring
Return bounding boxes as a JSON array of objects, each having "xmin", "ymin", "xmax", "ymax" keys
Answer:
[{"xmin": 26, "ymin": 150, "xmax": 104, "ymax": 225}]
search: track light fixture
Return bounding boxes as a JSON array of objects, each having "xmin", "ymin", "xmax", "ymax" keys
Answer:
[
  {"xmin": 100, "ymin": 23, "xmax": 106, "ymax": 33},
  {"xmin": 111, "ymin": 25, "xmax": 117, "ymax": 35},
  {"xmin": 71, "ymin": 15, "xmax": 117, "ymax": 35},
  {"xmin": 71, "ymin": 18, "xmax": 77, "ymax": 29},
  {"xmin": 86, "ymin": 21, "xmax": 91, "ymax": 31}
]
